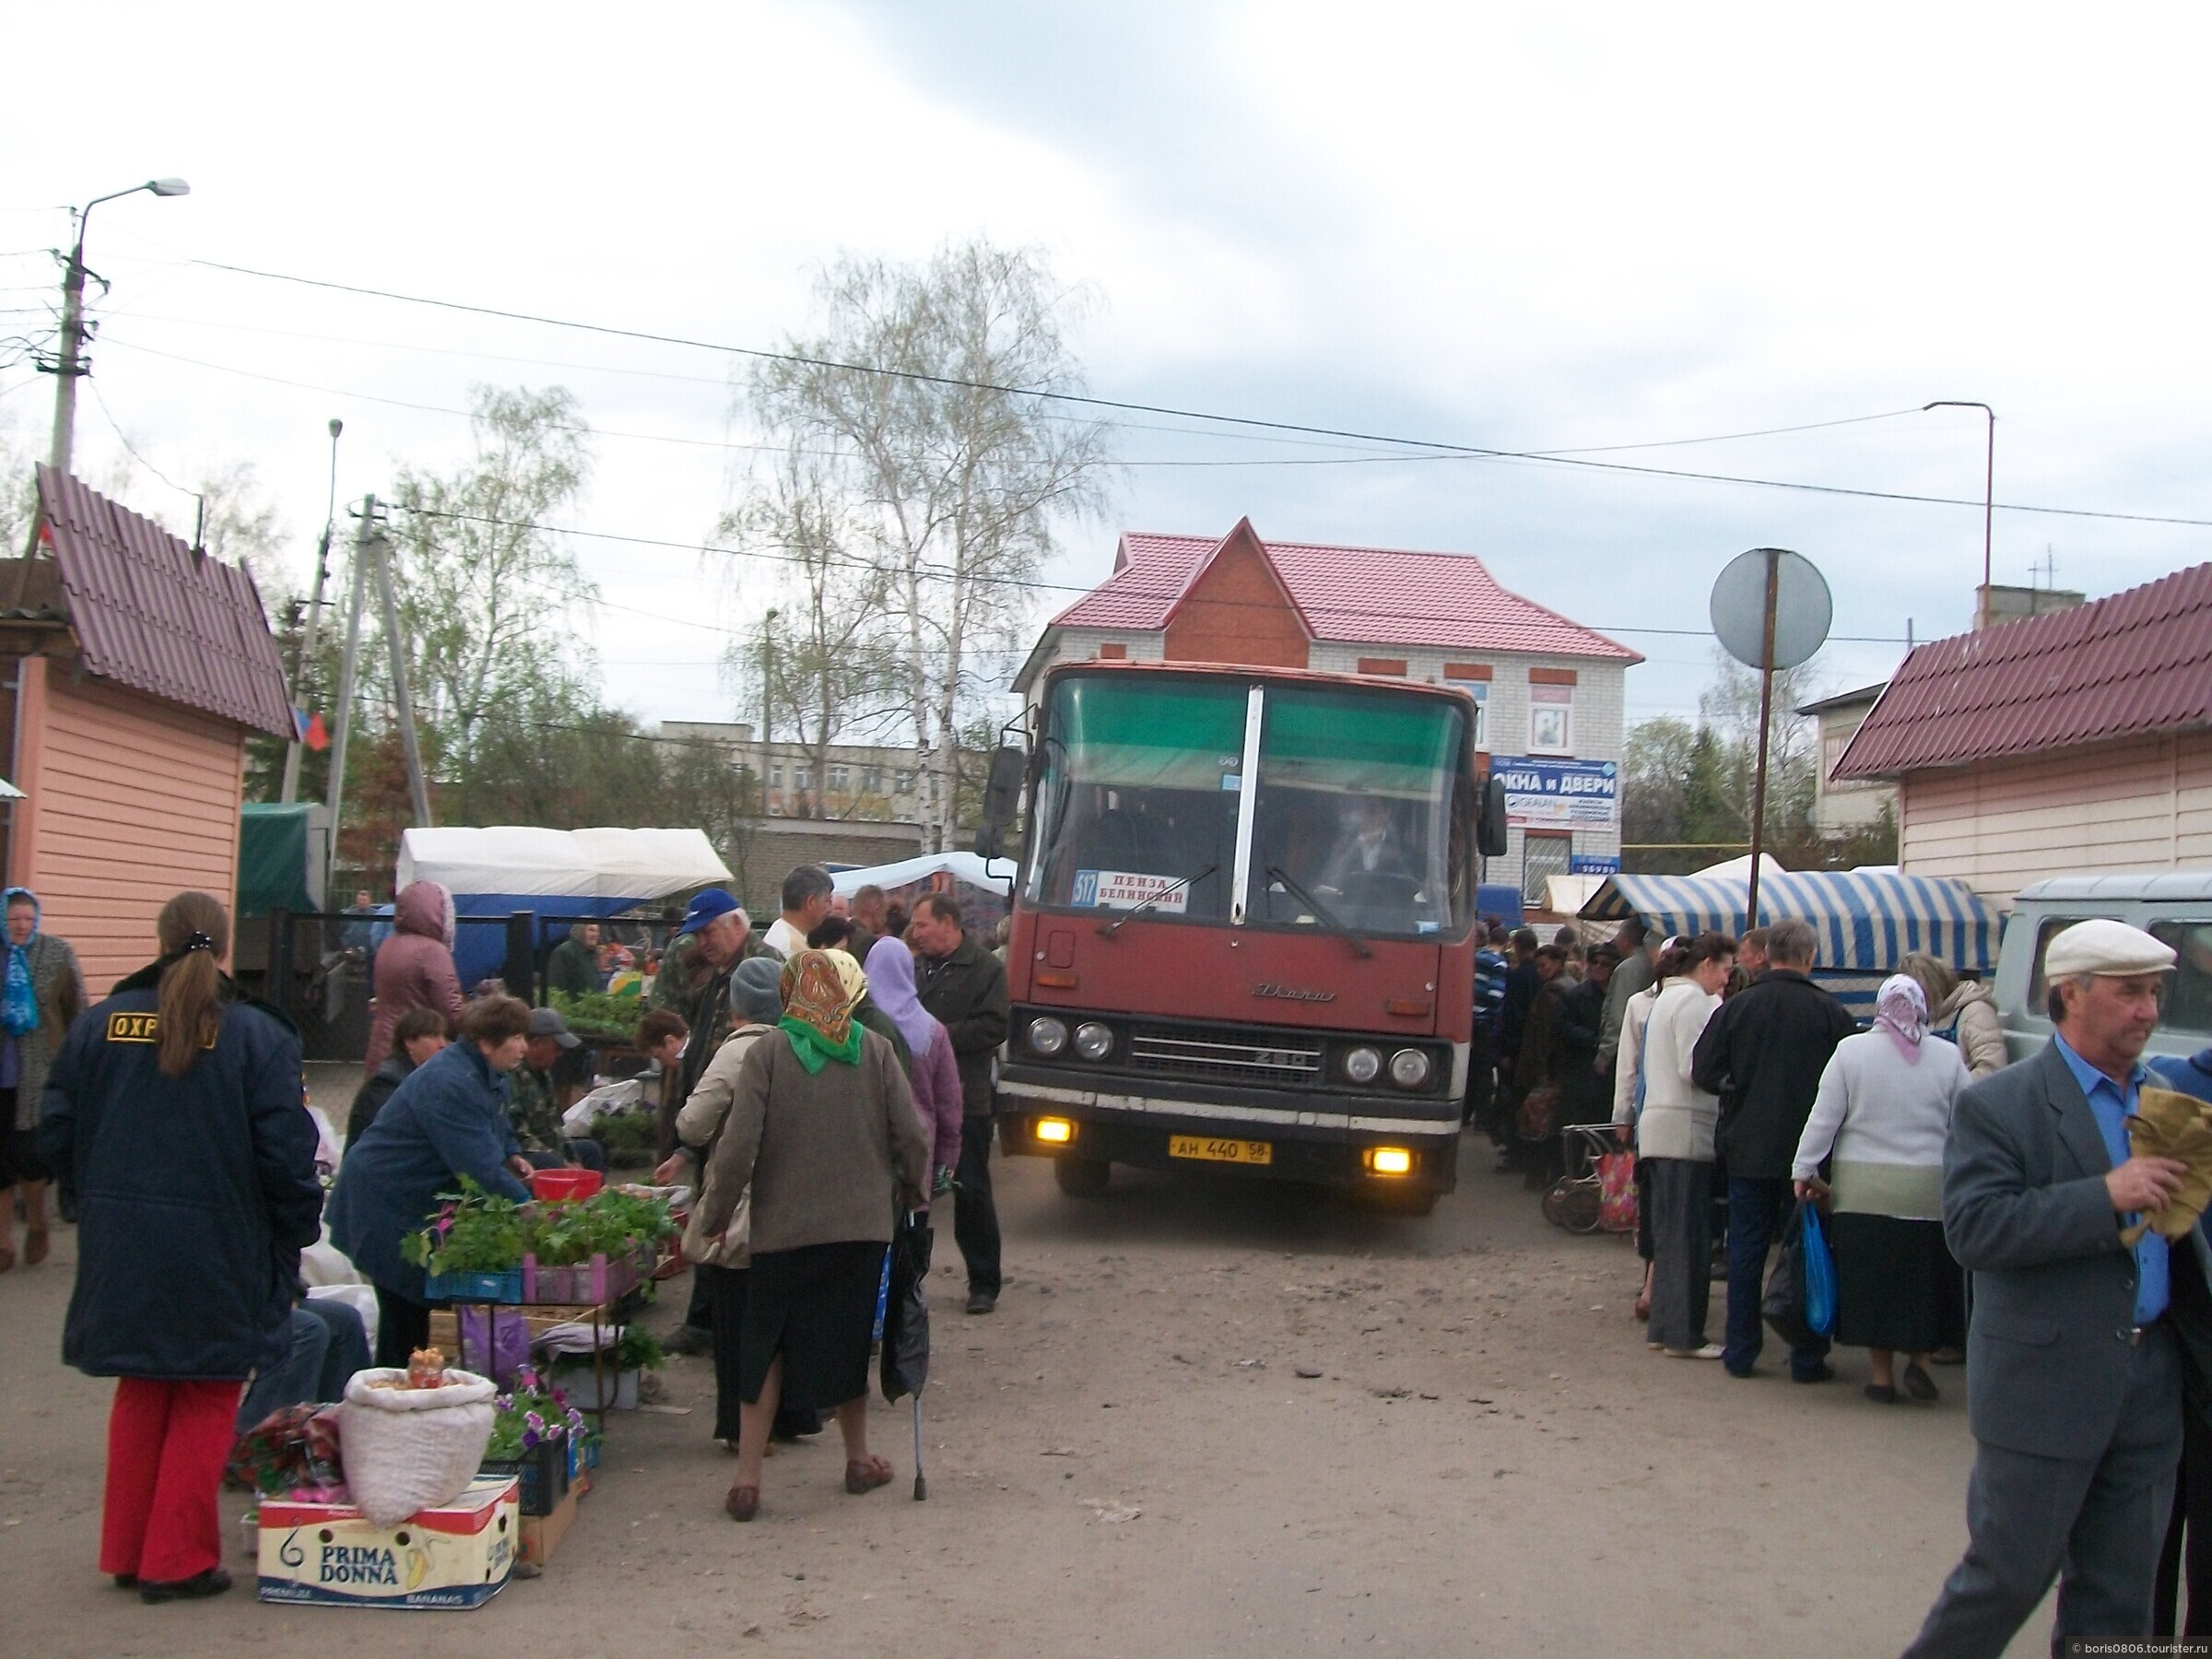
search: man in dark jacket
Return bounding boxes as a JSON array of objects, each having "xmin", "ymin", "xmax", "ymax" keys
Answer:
[
  {"xmin": 1691, "ymin": 916, "xmax": 1856, "ymax": 1381},
  {"xmin": 663, "ymin": 888, "xmax": 753, "ymax": 1355},
  {"xmin": 546, "ymin": 922, "xmax": 602, "ymax": 996},
  {"xmin": 909, "ymin": 893, "xmax": 1011, "ymax": 1314}
]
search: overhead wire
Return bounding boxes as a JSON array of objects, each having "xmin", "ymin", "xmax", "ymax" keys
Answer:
[{"xmin": 181, "ymin": 254, "xmax": 2212, "ymax": 528}]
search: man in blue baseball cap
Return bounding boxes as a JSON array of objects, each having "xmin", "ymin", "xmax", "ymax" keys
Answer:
[{"xmin": 678, "ymin": 888, "xmax": 745, "ymax": 936}]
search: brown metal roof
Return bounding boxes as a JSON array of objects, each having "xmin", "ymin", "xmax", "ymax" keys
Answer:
[
  {"xmin": 34, "ymin": 466, "xmax": 293, "ymax": 738},
  {"xmin": 1832, "ymin": 562, "xmax": 2212, "ymax": 779}
]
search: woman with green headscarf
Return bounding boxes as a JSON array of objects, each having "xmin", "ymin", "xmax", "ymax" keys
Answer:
[{"xmin": 696, "ymin": 948, "xmax": 930, "ymax": 1523}]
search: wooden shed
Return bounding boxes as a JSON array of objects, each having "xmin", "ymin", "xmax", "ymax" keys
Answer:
[
  {"xmin": 1831, "ymin": 563, "xmax": 2212, "ymax": 904},
  {"xmin": 0, "ymin": 467, "xmax": 292, "ymax": 987}
]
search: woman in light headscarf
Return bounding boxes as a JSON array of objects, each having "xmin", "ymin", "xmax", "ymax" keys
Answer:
[
  {"xmin": 697, "ymin": 948, "xmax": 929, "ymax": 1522},
  {"xmin": 0, "ymin": 886, "xmax": 83, "ymax": 1268},
  {"xmin": 1793, "ymin": 974, "xmax": 1973, "ymax": 1404},
  {"xmin": 865, "ymin": 936, "xmax": 962, "ymax": 1196}
]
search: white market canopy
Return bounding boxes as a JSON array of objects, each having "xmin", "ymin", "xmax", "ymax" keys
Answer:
[
  {"xmin": 397, "ymin": 827, "xmax": 732, "ymax": 902},
  {"xmin": 830, "ymin": 850, "xmax": 1018, "ymax": 898}
]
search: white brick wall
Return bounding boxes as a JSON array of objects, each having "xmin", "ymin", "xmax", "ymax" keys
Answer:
[{"xmin": 1025, "ymin": 629, "xmax": 1627, "ymax": 909}]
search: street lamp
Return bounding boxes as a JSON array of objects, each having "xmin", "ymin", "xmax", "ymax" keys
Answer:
[
  {"xmin": 1924, "ymin": 399, "xmax": 1994, "ymax": 594},
  {"xmin": 42, "ymin": 178, "xmax": 191, "ymax": 477}
]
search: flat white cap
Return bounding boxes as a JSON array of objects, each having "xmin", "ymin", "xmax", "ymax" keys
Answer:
[{"xmin": 2043, "ymin": 918, "xmax": 2177, "ymax": 980}]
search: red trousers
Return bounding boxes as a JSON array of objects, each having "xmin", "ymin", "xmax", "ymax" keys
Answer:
[{"xmin": 100, "ymin": 1377, "xmax": 240, "ymax": 1583}]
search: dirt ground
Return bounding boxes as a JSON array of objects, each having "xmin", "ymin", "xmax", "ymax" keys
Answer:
[{"xmin": 3, "ymin": 1063, "xmax": 2065, "ymax": 1655}]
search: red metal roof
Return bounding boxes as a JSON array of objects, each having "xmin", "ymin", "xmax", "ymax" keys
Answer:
[
  {"xmin": 1051, "ymin": 526, "xmax": 1641, "ymax": 661},
  {"xmin": 35, "ymin": 466, "xmax": 293, "ymax": 738},
  {"xmin": 1833, "ymin": 562, "xmax": 2212, "ymax": 778}
]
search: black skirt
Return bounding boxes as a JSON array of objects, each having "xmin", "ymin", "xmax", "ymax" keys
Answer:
[
  {"xmin": 1830, "ymin": 1211, "xmax": 1966, "ymax": 1355},
  {"xmin": 737, "ymin": 1241, "xmax": 888, "ymax": 1413}
]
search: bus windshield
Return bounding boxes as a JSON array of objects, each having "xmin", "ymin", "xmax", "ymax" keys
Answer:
[
  {"xmin": 1244, "ymin": 685, "xmax": 1470, "ymax": 938},
  {"xmin": 1025, "ymin": 671, "xmax": 1473, "ymax": 938},
  {"xmin": 1024, "ymin": 674, "xmax": 1246, "ymax": 922}
]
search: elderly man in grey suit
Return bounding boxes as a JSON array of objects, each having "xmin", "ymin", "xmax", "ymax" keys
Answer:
[{"xmin": 1906, "ymin": 918, "xmax": 2195, "ymax": 1656}]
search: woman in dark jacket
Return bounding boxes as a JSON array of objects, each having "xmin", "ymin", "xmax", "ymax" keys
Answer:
[
  {"xmin": 39, "ymin": 891, "xmax": 323, "ymax": 1605},
  {"xmin": 344, "ymin": 1006, "xmax": 451, "ymax": 1148},
  {"xmin": 328, "ymin": 995, "xmax": 535, "ymax": 1367}
]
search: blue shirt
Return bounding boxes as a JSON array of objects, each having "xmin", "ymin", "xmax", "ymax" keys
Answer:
[
  {"xmin": 2054, "ymin": 1033, "xmax": 2167, "ymax": 1325},
  {"xmin": 1474, "ymin": 949, "xmax": 1508, "ymax": 1027}
]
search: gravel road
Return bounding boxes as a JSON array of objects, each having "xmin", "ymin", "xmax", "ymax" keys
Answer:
[{"xmin": 1, "ymin": 1069, "xmax": 2061, "ymax": 1654}]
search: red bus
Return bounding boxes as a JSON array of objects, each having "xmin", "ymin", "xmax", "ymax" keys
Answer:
[{"xmin": 982, "ymin": 660, "xmax": 1506, "ymax": 1215}]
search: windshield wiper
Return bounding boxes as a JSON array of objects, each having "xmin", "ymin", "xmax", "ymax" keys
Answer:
[
  {"xmin": 1100, "ymin": 864, "xmax": 1218, "ymax": 935},
  {"xmin": 1265, "ymin": 865, "xmax": 1374, "ymax": 959}
]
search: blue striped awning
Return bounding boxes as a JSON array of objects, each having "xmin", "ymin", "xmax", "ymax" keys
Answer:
[{"xmin": 1578, "ymin": 870, "xmax": 2002, "ymax": 976}]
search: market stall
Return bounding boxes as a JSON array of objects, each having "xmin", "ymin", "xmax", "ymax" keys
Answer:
[
  {"xmin": 1576, "ymin": 864, "xmax": 2001, "ymax": 1018},
  {"xmin": 830, "ymin": 850, "xmax": 1018, "ymax": 934},
  {"xmin": 397, "ymin": 826, "xmax": 732, "ymax": 988}
]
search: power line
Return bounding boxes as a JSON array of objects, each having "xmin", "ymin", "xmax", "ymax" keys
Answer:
[
  {"xmin": 183, "ymin": 255, "xmax": 2212, "ymax": 528},
  {"xmin": 394, "ymin": 500, "xmax": 1915, "ymax": 646}
]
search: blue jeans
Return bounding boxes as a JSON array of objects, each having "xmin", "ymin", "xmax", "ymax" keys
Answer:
[
  {"xmin": 1725, "ymin": 1175, "xmax": 1830, "ymax": 1378},
  {"xmin": 236, "ymin": 1300, "xmax": 372, "ymax": 1431}
]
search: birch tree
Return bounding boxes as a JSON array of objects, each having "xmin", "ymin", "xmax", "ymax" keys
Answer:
[{"xmin": 746, "ymin": 241, "xmax": 1113, "ymax": 849}]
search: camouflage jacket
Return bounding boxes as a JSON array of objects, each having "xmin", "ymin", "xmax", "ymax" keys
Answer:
[{"xmin": 509, "ymin": 1063, "xmax": 566, "ymax": 1156}]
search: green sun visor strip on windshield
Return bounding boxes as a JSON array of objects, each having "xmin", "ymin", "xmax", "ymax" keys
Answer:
[
  {"xmin": 1051, "ymin": 676, "xmax": 1250, "ymax": 790},
  {"xmin": 1259, "ymin": 690, "xmax": 1465, "ymax": 798}
]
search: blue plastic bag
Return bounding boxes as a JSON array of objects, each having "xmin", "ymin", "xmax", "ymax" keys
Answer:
[
  {"xmin": 0, "ymin": 945, "xmax": 35, "ymax": 1038},
  {"xmin": 1801, "ymin": 1202, "xmax": 1838, "ymax": 1338}
]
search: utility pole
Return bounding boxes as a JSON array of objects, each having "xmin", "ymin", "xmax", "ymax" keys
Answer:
[
  {"xmin": 279, "ymin": 418, "xmax": 344, "ymax": 804},
  {"xmin": 324, "ymin": 497, "xmax": 377, "ymax": 900},
  {"xmin": 371, "ymin": 518, "xmax": 432, "ymax": 828},
  {"xmin": 39, "ymin": 180, "xmax": 190, "ymax": 478}
]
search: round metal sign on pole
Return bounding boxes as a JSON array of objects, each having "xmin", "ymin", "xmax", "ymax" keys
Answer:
[
  {"xmin": 1707, "ymin": 547, "xmax": 1831, "ymax": 932},
  {"xmin": 1711, "ymin": 547, "xmax": 1831, "ymax": 671}
]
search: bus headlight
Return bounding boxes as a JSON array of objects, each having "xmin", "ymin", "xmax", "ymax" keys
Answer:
[
  {"xmin": 1367, "ymin": 1147, "xmax": 1414, "ymax": 1176},
  {"xmin": 1388, "ymin": 1048, "xmax": 1432, "ymax": 1089},
  {"xmin": 1343, "ymin": 1045, "xmax": 1382, "ymax": 1085},
  {"xmin": 1035, "ymin": 1117, "xmax": 1075, "ymax": 1144},
  {"xmin": 1028, "ymin": 1016, "xmax": 1068, "ymax": 1057},
  {"xmin": 1074, "ymin": 1021, "xmax": 1114, "ymax": 1061}
]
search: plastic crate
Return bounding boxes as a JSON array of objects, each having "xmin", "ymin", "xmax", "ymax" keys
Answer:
[
  {"xmin": 481, "ymin": 1439, "xmax": 567, "ymax": 1518},
  {"xmin": 523, "ymin": 1252, "xmax": 641, "ymax": 1305},
  {"xmin": 423, "ymin": 1266, "xmax": 524, "ymax": 1303}
]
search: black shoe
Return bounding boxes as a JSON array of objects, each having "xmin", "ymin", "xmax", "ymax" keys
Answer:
[
  {"xmin": 112, "ymin": 1574, "xmax": 137, "ymax": 1590},
  {"xmin": 1865, "ymin": 1382, "xmax": 1898, "ymax": 1405},
  {"xmin": 665, "ymin": 1323, "xmax": 713, "ymax": 1357},
  {"xmin": 141, "ymin": 1568, "xmax": 230, "ymax": 1604},
  {"xmin": 965, "ymin": 1290, "xmax": 997, "ymax": 1315},
  {"xmin": 1791, "ymin": 1363, "xmax": 1836, "ymax": 1385},
  {"xmin": 1901, "ymin": 1362, "xmax": 1940, "ymax": 1403}
]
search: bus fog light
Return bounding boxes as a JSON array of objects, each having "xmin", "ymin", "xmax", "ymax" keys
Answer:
[
  {"xmin": 1388, "ymin": 1048, "xmax": 1431, "ymax": 1089},
  {"xmin": 1343, "ymin": 1046, "xmax": 1382, "ymax": 1085},
  {"xmin": 1074, "ymin": 1021, "xmax": 1114, "ymax": 1061},
  {"xmin": 1028, "ymin": 1017, "xmax": 1068, "ymax": 1057},
  {"xmin": 1035, "ymin": 1117, "xmax": 1074, "ymax": 1145},
  {"xmin": 1368, "ymin": 1147, "xmax": 1414, "ymax": 1176}
]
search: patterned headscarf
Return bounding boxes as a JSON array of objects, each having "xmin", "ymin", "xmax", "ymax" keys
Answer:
[
  {"xmin": 1874, "ymin": 972, "xmax": 1929, "ymax": 1064},
  {"xmin": 779, "ymin": 947, "xmax": 864, "ymax": 1073}
]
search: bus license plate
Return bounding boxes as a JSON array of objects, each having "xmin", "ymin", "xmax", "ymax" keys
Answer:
[{"xmin": 1169, "ymin": 1135, "xmax": 1273, "ymax": 1166}]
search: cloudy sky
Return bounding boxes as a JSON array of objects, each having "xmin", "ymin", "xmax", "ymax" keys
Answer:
[{"xmin": 6, "ymin": 2, "xmax": 2209, "ymax": 738}]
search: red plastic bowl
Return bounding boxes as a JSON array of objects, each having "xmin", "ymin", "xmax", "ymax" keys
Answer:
[{"xmin": 531, "ymin": 1168, "xmax": 603, "ymax": 1204}]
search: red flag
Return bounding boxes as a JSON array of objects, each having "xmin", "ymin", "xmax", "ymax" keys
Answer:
[{"xmin": 304, "ymin": 712, "xmax": 330, "ymax": 752}]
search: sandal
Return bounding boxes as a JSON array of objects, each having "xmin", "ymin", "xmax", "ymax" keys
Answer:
[
  {"xmin": 843, "ymin": 1455, "xmax": 894, "ymax": 1495},
  {"xmin": 24, "ymin": 1229, "xmax": 46, "ymax": 1266},
  {"xmin": 724, "ymin": 1484, "xmax": 760, "ymax": 1523},
  {"xmin": 1865, "ymin": 1382, "xmax": 1897, "ymax": 1405}
]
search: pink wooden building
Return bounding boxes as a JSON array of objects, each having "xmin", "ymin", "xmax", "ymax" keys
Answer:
[
  {"xmin": 1832, "ymin": 563, "xmax": 2212, "ymax": 904},
  {"xmin": 0, "ymin": 468, "xmax": 291, "ymax": 988}
]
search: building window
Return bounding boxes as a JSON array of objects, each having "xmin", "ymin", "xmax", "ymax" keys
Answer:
[
  {"xmin": 1529, "ymin": 684, "xmax": 1572, "ymax": 755},
  {"xmin": 894, "ymin": 770, "xmax": 916, "ymax": 795},
  {"xmin": 768, "ymin": 764, "xmax": 783, "ymax": 787},
  {"xmin": 795, "ymin": 766, "xmax": 814, "ymax": 792},
  {"xmin": 1521, "ymin": 831, "xmax": 1571, "ymax": 904},
  {"xmin": 829, "ymin": 764, "xmax": 852, "ymax": 794},
  {"xmin": 861, "ymin": 766, "xmax": 883, "ymax": 794},
  {"xmin": 1444, "ymin": 665, "xmax": 1490, "ymax": 748}
]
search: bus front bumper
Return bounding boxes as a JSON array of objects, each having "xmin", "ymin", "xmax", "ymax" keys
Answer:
[{"xmin": 994, "ymin": 1065, "xmax": 1460, "ymax": 1193}]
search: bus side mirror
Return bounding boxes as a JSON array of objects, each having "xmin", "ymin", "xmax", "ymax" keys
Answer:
[
  {"xmin": 1477, "ymin": 776, "xmax": 1509, "ymax": 858},
  {"xmin": 975, "ymin": 745, "xmax": 1027, "ymax": 859}
]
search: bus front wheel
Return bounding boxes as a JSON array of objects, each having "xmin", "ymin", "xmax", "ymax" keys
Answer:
[{"xmin": 1054, "ymin": 1155, "xmax": 1112, "ymax": 1197}]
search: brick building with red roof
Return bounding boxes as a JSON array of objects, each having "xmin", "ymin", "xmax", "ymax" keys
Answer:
[
  {"xmin": 1015, "ymin": 520, "xmax": 1641, "ymax": 901},
  {"xmin": 1832, "ymin": 562, "xmax": 2212, "ymax": 901}
]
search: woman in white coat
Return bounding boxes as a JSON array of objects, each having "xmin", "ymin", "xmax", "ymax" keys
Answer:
[{"xmin": 1633, "ymin": 933, "xmax": 1735, "ymax": 1359}]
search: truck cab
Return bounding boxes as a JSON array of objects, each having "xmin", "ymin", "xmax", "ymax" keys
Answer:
[{"xmin": 1994, "ymin": 870, "xmax": 2212, "ymax": 1065}]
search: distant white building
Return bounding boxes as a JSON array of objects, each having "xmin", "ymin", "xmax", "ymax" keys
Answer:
[
  {"xmin": 1013, "ymin": 519, "xmax": 1641, "ymax": 904},
  {"xmin": 1798, "ymin": 684, "xmax": 1896, "ymax": 840}
]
